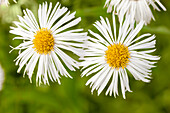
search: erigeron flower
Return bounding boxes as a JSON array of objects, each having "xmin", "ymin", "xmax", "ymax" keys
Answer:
[
  {"xmin": 0, "ymin": 64, "xmax": 4, "ymax": 91},
  {"xmin": 80, "ymin": 15, "xmax": 160, "ymax": 99},
  {"xmin": 0, "ymin": 0, "xmax": 16, "ymax": 6},
  {"xmin": 10, "ymin": 2, "xmax": 87, "ymax": 85},
  {"xmin": 104, "ymin": 0, "xmax": 166, "ymax": 24}
]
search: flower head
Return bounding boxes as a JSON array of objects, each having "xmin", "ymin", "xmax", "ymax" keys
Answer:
[
  {"xmin": 80, "ymin": 15, "xmax": 160, "ymax": 99},
  {"xmin": 0, "ymin": 64, "xmax": 4, "ymax": 91},
  {"xmin": 10, "ymin": 2, "xmax": 87, "ymax": 85},
  {"xmin": 104, "ymin": 0, "xmax": 166, "ymax": 24}
]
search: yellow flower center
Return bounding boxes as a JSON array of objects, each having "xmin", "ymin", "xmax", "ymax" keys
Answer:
[
  {"xmin": 33, "ymin": 28, "xmax": 54, "ymax": 54},
  {"xmin": 105, "ymin": 43, "xmax": 130, "ymax": 69}
]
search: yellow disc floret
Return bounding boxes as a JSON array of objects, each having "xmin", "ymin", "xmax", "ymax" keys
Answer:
[
  {"xmin": 33, "ymin": 28, "xmax": 54, "ymax": 54},
  {"xmin": 105, "ymin": 43, "xmax": 130, "ymax": 69}
]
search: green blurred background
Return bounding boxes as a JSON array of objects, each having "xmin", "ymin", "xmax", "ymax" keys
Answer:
[{"xmin": 0, "ymin": 0, "xmax": 170, "ymax": 113}]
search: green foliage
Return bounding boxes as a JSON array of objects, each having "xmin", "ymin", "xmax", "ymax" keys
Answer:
[{"xmin": 0, "ymin": 0, "xmax": 170, "ymax": 113}]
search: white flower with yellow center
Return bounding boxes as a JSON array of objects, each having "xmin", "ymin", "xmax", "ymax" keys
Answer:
[
  {"xmin": 104, "ymin": 0, "xmax": 166, "ymax": 24},
  {"xmin": 10, "ymin": 2, "xmax": 87, "ymax": 85},
  {"xmin": 0, "ymin": 0, "xmax": 16, "ymax": 6},
  {"xmin": 80, "ymin": 15, "xmax": 160, "ymax": 99},
  {"xmin": 0, "ymin": 64, "xmax": 4, "ymax": 91}
]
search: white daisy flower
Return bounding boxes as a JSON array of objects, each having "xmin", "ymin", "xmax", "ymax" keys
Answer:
[
  {"xmin": 80, "ymin": 15, "xmax": 160, "ymax": 99},
  {"xmin": 0, "ymin": 64, "xmax": 4, "ymax": 91},
  {"xmin": 104, "ymin": 0, "xmax": 166, "ymax": 24},
  {"xmin": 10, "ymin": 2, "xmax": 87, "ymax": 86},
  {"xmin": 0, "ymin": 0, "xmax": 16, "ymax": 6}
]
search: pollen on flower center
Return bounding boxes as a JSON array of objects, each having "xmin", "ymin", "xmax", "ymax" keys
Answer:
[
  {"xmin": 33, "ymin": 28, "xmax": 54, "ymax": 54},
  {"xmin": 105, "ymin": 43, "xmax": 130, "ymax": 69}
]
